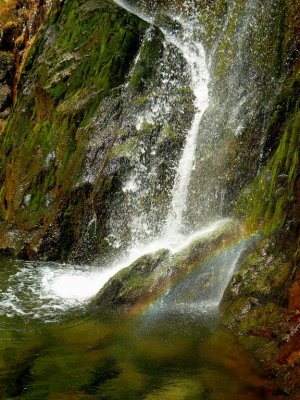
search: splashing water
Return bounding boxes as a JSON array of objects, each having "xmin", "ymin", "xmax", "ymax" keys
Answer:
[{"xmin": 0, "ymin": 262, "xmax": 103, "ymax": 320}]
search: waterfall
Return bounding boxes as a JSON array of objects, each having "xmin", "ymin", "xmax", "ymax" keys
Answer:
[
  {"xmin": 0, "ymin": 0, "xmax": 245, "ymax": 320},
  {"xmin": 107, "ymin": 0, "xmax": 212, "ymax": 249},
  {"xmin": 97, "ymin": 0, "xmax": 244, "ymax": 308},
  {"xmin": 161, "ymin": 18, "xmax": 209, "ymax": 237}
]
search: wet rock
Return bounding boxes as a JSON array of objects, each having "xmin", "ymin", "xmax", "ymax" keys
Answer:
[
  {"xmin": 0, "ymin": 84, "xmax": 12, "ymax": 110},
  {"xmin": 0, "ymin": 0, "xmax": 146, "ymax": 260},
  {"xmin": 221, "ymin": 235, "xmax": 300, "ymax": 395},
  {"xmin": 0, "ymin": 24, "xmax": 17, "ymax": 52},
  {"xmin": 289, "ymin": 272, "xmax": 300, "ymax": 312},
  {"xmin": 18, "ymin": 243, "xmax": 37, "ymax": 261},
  {"xmin": 94, "ymin": 221, "xmax": 241, "ymax": 312},
  {"xmin": 0, "ymin": 1, "xmax": 53, "ymax": 131},
  {"xmin": 0, "ymin": 108, "xmax": 11, "ymax": 118},
  {"xmin": 0, "ymin": 247, "xmax": 15, "ymax": 257},
  {"xmin": 94, "ymin": 249, "xmax": 170, "ymax": 309},
  {"xmin": 0, "ymin": 51, "xmax": 14, "ymax": 82}
]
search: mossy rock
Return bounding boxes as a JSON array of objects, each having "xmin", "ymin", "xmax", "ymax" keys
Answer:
[
  {"xmin": 0, "ymin": 0, "xmax": 146, "ymax": 258},
  {"xmin": 93, "ymin": 220, "xmax": 242, "ymax": 311},
  {"xmin": 235, "ymin": 67, "xmax": 300, "ymax": 235},
  {"xmin": 237, "ymin": 303, "xmax": 286, "ymax": 335},
  {"xmin": 94, "ymin": 249, "xmax": 170, "ymax": 309}
]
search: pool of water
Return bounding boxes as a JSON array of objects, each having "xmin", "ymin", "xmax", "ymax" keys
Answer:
[{"xmin": 0, "ymin": 257, "xmax": 281, "ymax": 399}]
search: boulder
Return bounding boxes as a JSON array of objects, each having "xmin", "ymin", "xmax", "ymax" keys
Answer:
[{"xmin": 93, "ymin": 221, "xmax": 242, "ymax": 312}]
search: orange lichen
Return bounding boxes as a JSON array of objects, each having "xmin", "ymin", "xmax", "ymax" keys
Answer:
[
  {"xmin": 277, "ymin": 331, "xmax": 300, "ymax": 365},
  {"xmin": 0, "ymin": 0, "xmax": 19, "ymax": 29},
  {"xmin": 287, "ymin": 350, "xmax": 300, "ymax": 367},
  {"xmin": 289, "ymin": 272, "xmax": 300, "ymax": 312}
]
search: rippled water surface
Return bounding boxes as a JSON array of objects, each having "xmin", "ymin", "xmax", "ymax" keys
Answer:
[{"xmin": 0, "ymin": 257, "xmax": 282, "ymax": 399}]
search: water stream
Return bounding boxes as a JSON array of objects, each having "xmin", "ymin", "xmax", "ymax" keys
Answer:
[
  {"xmin": 162, "ymin": 16, "xmax": 209, "ymax": 237},
  {"xmin": 100, "ymin": 0, "xmax": 243, "ymax": 312}
]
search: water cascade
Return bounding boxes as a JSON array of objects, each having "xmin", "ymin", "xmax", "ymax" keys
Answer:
[
  {"xmin": 102, "ymin": 0, "xmax": 245, "ymax": 307},
  {"xmin": 109, "ymin": 0, "xmax": 211, "ymax": 242},
  {"xmin": 162, "ymin": 17, "xmax": 210, "ymax": 237}
]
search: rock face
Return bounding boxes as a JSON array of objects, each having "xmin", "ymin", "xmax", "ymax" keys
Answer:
[
  {"xmin": 218, "ymin": 2, "xmax": 300, "ymax": 393},
  {"xmin": 0, "ymin": 0, "xmax": 298, "ymax": 262},
  {"xmin": 94, "ymin": 249, "xmax": 170, "ymax": 310},
  {"xmin": 0, "ymin": 0, "xmax": 148, "ymax": 259},
  {"xmin": 0, "ymin": 0, "xmax": 52, "ymax": 131},
  {"xmin": 220, "ymin": 237, "xmax": 300, "ymax": 395}
]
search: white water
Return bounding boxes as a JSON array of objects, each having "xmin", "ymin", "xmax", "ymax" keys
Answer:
[
  {"xmin": 153, "ymin": 243, "xmax": 245, "ymax": 315},
  {"xmin": 0, "ymin": 219, "xmax": 234, "ymax": 320},
  {"xmin": 112, "ymin": 0, "xmax": 153, "ymax": 23},
  {"xmin": 162, "ymin": 16, "xmax": 209, "ymax": 236},
  {"xmin": 108, "ymin": 2, "xmax": 210, "ymax": 245}
]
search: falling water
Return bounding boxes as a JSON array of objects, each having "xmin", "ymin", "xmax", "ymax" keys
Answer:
[
  {"xmin": 95, "ymin": 0, "xmax": 243, "ymax": 310},
  {"xmin": 161, "ymin": 17, "xmax": 209, "ymax": 237},
  {"xmin": 0, "ymin": 1, "xmax": 288, "ymax": 396},
  {"xmin": 108, "ymin": 0, "xmax": 210, "ymax": 244}
]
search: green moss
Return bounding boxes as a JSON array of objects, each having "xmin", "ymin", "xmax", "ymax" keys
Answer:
[
  {"xmin": 157, "ymin": 124, "xmax": 178, "ymax": 144},
  {"xmin": 236, "ymin": 71, "xmax": 300, "ymax": 235},
  {"xmin": 133, "ymin": 95, "xmax": 149, "ymax": 106},
  {"xmin": 234, "ymin": 255, "xmax": 292, "ymax": 301},
  {"xmin": 198, "ymin": 0, "xmax": 228, "ymax": 51},
  {"xmin": 41, "ymin": 4, "xmax": 145, "ymax": 108},
  {"xmin": 111, "ymin": 137, "xmax": 140, "ymax": 159},
  {"xmin": 27, "ymin": 190, "xmax": 44, "ymax": 213},
  {"xmin": 138, "ymin": 121, "xmax": 158, "ymax": 136},
  {"xmin": 238, "ymin": 303, "xmax": 285, "ymax": 334},
  {"xmin": 238, "ymin": 336, "xmax": 272, "ymax": 356},
  {"xmin": 208, "ymin": 0, "xmax": 245, "ymax": 79},
  {"xmin": 128, "ymin": 29, "xmax": 163, "ymax": 93},
  {"xmin": 47, "ymin": 85, "xmax": 68, "ymax": 102},
  {"xmin": 0, "ymin": 0, "xmax": 145, "ymax": 246}
]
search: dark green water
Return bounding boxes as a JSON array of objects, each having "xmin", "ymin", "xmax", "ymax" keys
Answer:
[{"xmin": 0, "ymin": 257, "xmax": 279, "ymax": 399}]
